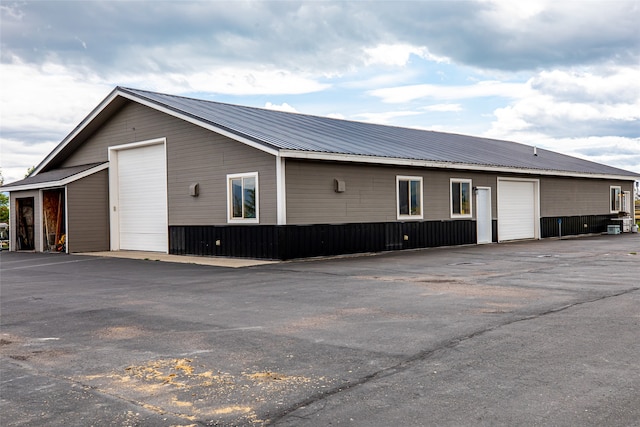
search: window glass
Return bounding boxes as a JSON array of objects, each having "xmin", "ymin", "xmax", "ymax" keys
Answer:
[
  {"xmin": 610, "ymin": 186, "xmax": 621, "ymax": 212},
  {"xmin": 231, "ymin": 178, "xmax": 243, "ymax": 218},
  {"xmin": 397, "ymin": 176, "xmax": 422, "ymax": 218},
  {"xmin": 243, "ymin": 176, "xmax": 256, "ymax": 219},
  {"xmin": 399, "ymin": 180, "xmax": 409, "ymax": 215},
  {"xmin": 410, "ymin": 180, "xmax": 421, "ymax": 215},
  {"xmin": 452, "ymin": 182, "xmax": 461, "ymax": 214},
  {"xmin": 451, "ymin": 179, "xmax": 472, "ymax": 217},
  {"xmin": 228, "ymin": 173, "xmax": 259, "ymax": 222},
  {"xmin": 461, "ymin": 182, "xmax": 470, "ymax": 215}
]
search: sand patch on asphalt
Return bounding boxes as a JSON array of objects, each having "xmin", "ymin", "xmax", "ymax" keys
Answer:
[{"xmin": 77, "ymin": 357, "xmax": 332, "ymax": 425}]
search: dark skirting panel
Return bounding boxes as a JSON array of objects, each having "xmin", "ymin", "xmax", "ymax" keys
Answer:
[
  {"xmin": 170, "ymin": 220, "xmax": 477, "ymax": 260},
  {"xmin": 540, "ymin": 214, "xmax": 615, "ymax": 238}
]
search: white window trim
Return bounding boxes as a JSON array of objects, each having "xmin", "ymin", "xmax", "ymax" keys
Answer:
[
  {"xmin": 227, "ymin": 172, "xmax": 259, "ymax": 224},
  {"xmin": 396, "ymin": 175, "xmax": 424, "ymax": 220},
  {"xmin": 450, "ymin": 178, "xmax": 473, "ymax": 219},
  {"xmin": 610, "ymin": 185, "xmax": 622, "ymax": 213}
]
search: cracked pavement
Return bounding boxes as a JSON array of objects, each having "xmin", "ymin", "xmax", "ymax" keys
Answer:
[{"xmin": 1, "ymin": 234, "xmax": 639, "ymax": 426}]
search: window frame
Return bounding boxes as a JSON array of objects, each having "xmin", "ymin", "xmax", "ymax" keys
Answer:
[
  {"xmin": 227, "ymin": 172, "xmax": 259, "ymax": 224},
  {"xmin": 396, "ymin": 175, "xmax": 424, "ymax": 220},
  {"xmin": 610, "ymin": 186, "xmax": 621, "ymax": 213},
  {"xmin": 450, "ymin": 178, "xmax": 473, "ymax": 218}
]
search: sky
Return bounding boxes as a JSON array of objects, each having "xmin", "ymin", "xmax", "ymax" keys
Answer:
[{"xmin": 1, "ymin": 0, "xmax": 639, "ymax": 184}]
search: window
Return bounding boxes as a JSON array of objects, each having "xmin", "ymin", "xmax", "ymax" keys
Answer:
[
  {"xmin": 610, "ymin": 186, "xmax": 621, "ymax": 213},
  {"xmin": 228, "ymin": 172, "xmax": 258, "ymax": 223},
  {"xmin": 397, "ymin": 176, "xmax": 423, "ymax": 219},
  {"xmin": 451, "ymin": 179, "xmax": 472, "ymax": 218}
]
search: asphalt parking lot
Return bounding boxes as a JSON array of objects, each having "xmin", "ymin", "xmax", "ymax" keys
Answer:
[{"xmin": 1, "ymin": 234, "xmax": 639, "ymax": 427}]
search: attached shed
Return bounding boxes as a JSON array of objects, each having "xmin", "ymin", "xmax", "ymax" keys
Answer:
[{"xmin": 2, "ymin": 87, "xmax": 638, "ymax": 259}]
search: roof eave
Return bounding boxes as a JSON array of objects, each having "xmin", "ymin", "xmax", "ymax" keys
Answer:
[
  {"xmin": 279, "ymin": 150, "xmax": 640, "ymax": 181},
  {"xmin": 32, "ymin": 87, "xmax": 279, "ymax": 176},
  {"xmin": 3, "ymin": 163, "xmax": 109, "ymax": 192}
]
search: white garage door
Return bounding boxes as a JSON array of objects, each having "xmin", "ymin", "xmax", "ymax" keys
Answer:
[
  {"xmin": 498, "ymin": 180, "xmax": 537, "ymax": 241},
  {"xmin": 117, "ymin": 143, "xmax": 168, "ymax": 252}
]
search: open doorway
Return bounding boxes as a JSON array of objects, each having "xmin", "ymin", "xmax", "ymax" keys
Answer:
[
  {"xmin": 16, "ymin": 197, "xmax": 35, "ymax": 250},
  {"xmin": 43, "ymin": 189, "xmax": 66, "ymax": 252}
]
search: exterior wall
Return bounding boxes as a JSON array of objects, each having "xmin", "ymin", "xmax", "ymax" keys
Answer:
[
  {"xmin": 60, "ymin": 102, "xmax": 278, "ymax": 225},
  {"xmin": 66, "ymin": 170, "xmax": 110, "ymax": 252},
  {"xmin": 540, "ymin": 177, "xmax": 634, "ymax": 217},
  {"xmin": 169, "ymin": 221, "xmax": 477, "ymax": 260},
  {"xmin": 285, "ymin": 159, "xmax": 498, "ymax": 224},
  {"xmin": 9, "ymin": 190, "xmax": 41, "ymax": 251}
]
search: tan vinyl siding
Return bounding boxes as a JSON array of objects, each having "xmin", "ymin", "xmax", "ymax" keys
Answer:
[
  {"xmin": 285, "ymin": 160, "xmax": 499, "ymax": 224},
  {"xmin": 66, "ymin": 170, "xmax": 110, "ymax": 252},
  {"xmin": 168, "ymin": 131, "xmax": 277, "ymax": 225},
  {"xmin": 60, "ymin": 102, "xmax": 277, "ymax": 225},
  {"xmin": 540, "ymin": 177, "xmax": 634, "ymax": 216}
]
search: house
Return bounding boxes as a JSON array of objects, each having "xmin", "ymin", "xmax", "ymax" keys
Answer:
[{"xmin": 3, "ymin": 86, "xmax": 638, "ymax": 259}]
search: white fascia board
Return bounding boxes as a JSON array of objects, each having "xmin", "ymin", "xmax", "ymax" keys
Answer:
[
  {"xmin": 34, "ymin": 88, "xmax": 278, "ymax": 176},
  {"xmin": 3, "ymin": 163, "xmax": 109, "ymax": 192},
  {"xmin": 278, "ymin": 150, "xmax": 640, "ymax": 181},
  {"xmin": 33, "ymin": 89, "xmax": 122, "ymax": 175},
  {"xmin": 116, "ymin": 91, "xmax": 280, "ymax": 157}
]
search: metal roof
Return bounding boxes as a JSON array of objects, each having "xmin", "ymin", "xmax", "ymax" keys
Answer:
[
  {"xmin": 118, "ymin": 87, "xmax": 637, "ymax": 178},
  {"xmin": 2, "ymin": 162, "xmax": 107, "ymax": 190}
]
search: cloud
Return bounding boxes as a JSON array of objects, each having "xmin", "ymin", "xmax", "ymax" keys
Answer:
[
  {"xmin": 364, "ymin": 44, "xmax": 449, "ymax": 67},
  {"xmin": 482, "ymin": 66, "xmax": 640, "ymax": 174},
  {"xmin": 487, "ymin": 66, "xmax": 640, "ymax": 140},
  {"xmin": 369, "ymin": 80, "xmax": 531, "ymax": 103},
  {"xmin": 1, "ymin": 137, "xmax": 59, "ymax": 184},
  {"xmin": 3, "ymin": 1, "xmax": 637, "ymax": 77},
  {"xmin": 423, "ymin": 104, "xmax": 463, "ymax": 112},
  {"xmin": 111, "ymin": 67, "xmax": 330, "ymax": 96},
  {"xmin": 353, "ymin": 110, "xmax": 423, "ymax": 125},
  {"xmin": 0, "ymin": 57, "xmax": 110, "ymax": 141},
  {"xmin": 264, "ymin": 102, "xmax": 298, "ymax": 113}
]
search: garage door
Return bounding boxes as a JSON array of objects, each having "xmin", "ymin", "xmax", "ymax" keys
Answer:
[
  {"xmin": 498, "ymin": 180, "xmax": 537, "ymax": 241},
  {"xmin": 117, "ymin": 143, "xmax": 168, "ymax": 252}
]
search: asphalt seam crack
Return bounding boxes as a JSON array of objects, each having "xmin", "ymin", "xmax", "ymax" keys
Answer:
[{"xmin": 266, "ymin": 286, "xmax": 640, "ymax": 425}]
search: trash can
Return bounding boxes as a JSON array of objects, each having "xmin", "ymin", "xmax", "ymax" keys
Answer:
[{"xmin": 607, "ymin": 225, "xmax": 621, "ymax": 235}]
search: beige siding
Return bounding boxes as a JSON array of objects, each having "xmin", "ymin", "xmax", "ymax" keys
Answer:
[
  {"xmin": 285, "ymin": 160, "xmax": 499, "ymax": 224},
  {"xmin": 540, "ymin": 177, "xmax": 634, "ymax": 216},
  {"xmin": 60, "ymin": 102, "xmax": 277, "ymax": 225},
  {"xmin": 66, "ymin": 170, "xmax": 110, "ymax": 252}
]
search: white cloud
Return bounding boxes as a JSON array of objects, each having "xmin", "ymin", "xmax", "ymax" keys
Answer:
[
  {"xmin": 423, "ymin": 104, "xmax": 463, "ymax": 112},
  {"xmin": 1, "ymin": 137, "xmax": 59, "ymax": 184},
  {"xmin": 364, "ymin": 43, "xmax": 449, "ymax": 67},
  {"xmin": 353, "ymin": 110, "xmax": 423, "ymax": 125},
  {"xmin": 327, "ymin": 113, "xmax": 346, "ymax": 120},
  {"xmin": 369, "ymin": 80, "xmax": 531, "ymax": 103},
  {"xmin": 483, "ymin": 66, "xmax": 640, "ymax": 173},
  {"xmin": 0, "ymin": 57, "xmax": 110, "ymax": 137},
  {"xmin": 487, "ymin": 66, "xmax": 640, "ymax": 140},
  {"xmin": 112, "ymin": 67, "xmax": 330, "ymax": 96},
  {"xmin": 264, "ymin": 102, "xmax": 298, "ymax": 113}
]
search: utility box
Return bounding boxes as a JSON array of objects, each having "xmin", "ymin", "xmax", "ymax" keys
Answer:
[{"xmin": 607, "ymin": 225, "xmax": 621, "ymax": 235}]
